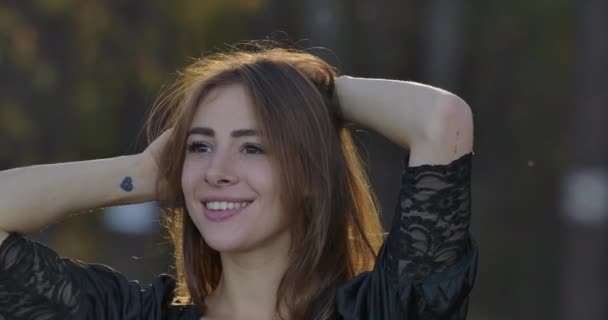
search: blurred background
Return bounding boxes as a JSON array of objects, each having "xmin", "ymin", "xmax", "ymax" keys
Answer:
[{"xmin": 1, "ymin": 0, "xmax": 607, "ymax": 319}]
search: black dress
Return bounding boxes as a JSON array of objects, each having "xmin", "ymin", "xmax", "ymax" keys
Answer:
[{"xmin": 0, "ymin": 153, "xmax": 477, "ymax": 319}]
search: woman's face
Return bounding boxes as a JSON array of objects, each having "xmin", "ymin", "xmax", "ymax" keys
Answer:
[{"xmin": 181, "ymin": 84, "xmax": 290, "ymax": 253}]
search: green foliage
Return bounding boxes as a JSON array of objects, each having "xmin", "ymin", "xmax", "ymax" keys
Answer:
[
  {"xmin": 0, "ymin": 0, "xmax": 265, "ymax": 164},
  {"xmin": 0, "ymin": 98, "xmax": 33, "ymax": 140}
]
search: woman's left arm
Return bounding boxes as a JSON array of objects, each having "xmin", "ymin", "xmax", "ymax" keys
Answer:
[
  {"xmin": 335, "ymin": 76, "xmax": 474, "ymax": 165},
  {"xmin": 334, "ymin": 76, "xmax": 476, "ymax": 318}
]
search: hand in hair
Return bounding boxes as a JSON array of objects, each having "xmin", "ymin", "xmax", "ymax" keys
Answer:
[{"xmin": 139, "ymin": 128, "xmax": 173, "ymax": 200}]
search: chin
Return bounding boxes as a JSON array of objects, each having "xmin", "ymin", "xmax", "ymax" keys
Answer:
[
  {"xmin": 202, "ymin": 234, "xmax": 253, "ymax": 253},
  {"xmin": 188, "ymin": 205, "xmax": 291, "ymax": 254},
  {"xmin": 199, "ymin": 224, "xmax": 291, "ymax": 254}
]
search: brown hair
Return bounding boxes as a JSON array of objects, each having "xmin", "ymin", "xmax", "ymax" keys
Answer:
[{"xmin": 146, "ymin": 43, "xmax": 385, "ymax": 320}]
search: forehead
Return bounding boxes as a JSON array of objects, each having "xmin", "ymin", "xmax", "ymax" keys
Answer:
[{"xmin": 190, "ymin": 84, "xmax": 257, "ymax": 130}]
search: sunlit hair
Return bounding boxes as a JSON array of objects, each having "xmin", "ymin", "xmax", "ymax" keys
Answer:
[{"xmin": 146, "ymin": 43, "xmax": 385, "ymax": 320}]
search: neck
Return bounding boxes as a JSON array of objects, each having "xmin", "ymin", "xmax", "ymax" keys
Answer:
[{"xmin": 205, "ymin": 232, "xmax": 291, "ymax": 320}]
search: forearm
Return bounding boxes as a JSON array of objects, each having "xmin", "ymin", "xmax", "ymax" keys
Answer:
[
  {"xmin": 335, "ymin": 76, "xmax": 473, "ymax": 165},
  {"xmin": 0, "ymin": 155, "xmax": 155, "ymax": 234}
]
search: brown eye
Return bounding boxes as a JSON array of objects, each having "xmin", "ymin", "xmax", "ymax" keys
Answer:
[
  {"xmin": 242, "ymin": 144, "xmax": 264, "ymax": 154},
  {"xmin": 187, "ymin": 142, "xmax": 211, "ymax": 153}
]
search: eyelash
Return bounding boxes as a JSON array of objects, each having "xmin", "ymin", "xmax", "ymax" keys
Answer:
[
  {"xmin": 186, "ymin": 142, "xmax": 210, "ymax": 153},
  {"xmin": 242, "ymin": 144, "xmax": 265, "ymax": 154},
  {"xmin": 186, "ymin": 142, "xmax": 265, "ymax": 154}
]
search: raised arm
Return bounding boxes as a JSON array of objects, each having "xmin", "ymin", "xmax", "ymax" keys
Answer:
[
  {"xmin": 0, "ymin": 130, "xmax": 170, "ymax": 244},
  {"xmin": 334, "ymin": 76, "xmax": 476, "ymax": 318},
  {"xmin": 335, "ymin": 76, "xmax": 473, "ymax": 164}
]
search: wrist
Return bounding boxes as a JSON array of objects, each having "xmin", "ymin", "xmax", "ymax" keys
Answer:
[{"xmin": 113, "ymin": 154, "xmax": 158, "ymax": 205}]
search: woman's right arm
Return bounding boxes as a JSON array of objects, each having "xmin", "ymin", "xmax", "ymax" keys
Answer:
[
  {"xmin": 0, "ymin": 130, "xmax": 170, "ymax": 244},
  {"xmin": 0, "ymin": 130, "xmax": 175, "ymax": 320}
]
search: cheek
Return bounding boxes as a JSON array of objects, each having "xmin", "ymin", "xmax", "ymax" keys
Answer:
[
  {"xmin": 181, "ymin": 159, "xmax": 203, "ymax": 195},
  {"xmin": 246, "ymin": 162, "xmax": 278, "ymax": 191},
  {"xmin": 247, "ymin": 165, "xmax": 282, "ymax": 208}
]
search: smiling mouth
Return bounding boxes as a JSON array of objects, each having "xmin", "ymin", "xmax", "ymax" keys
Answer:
[
  {"xmin": 202, "ymin": 200, "xmax": 253, "ymax": 222},
  {"xmin": 203, "ymin": 201, "xmax": 253, "ymax": 211}
]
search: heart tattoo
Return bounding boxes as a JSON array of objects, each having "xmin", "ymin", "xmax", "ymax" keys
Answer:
[{"xmin": 120, "ymin": 176, "xmax": 134, "ymax": 192}]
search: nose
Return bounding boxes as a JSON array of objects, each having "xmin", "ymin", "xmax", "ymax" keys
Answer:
[{"xmin": 204, "ymin": 152, "xmax": 239, "ymax": 187}]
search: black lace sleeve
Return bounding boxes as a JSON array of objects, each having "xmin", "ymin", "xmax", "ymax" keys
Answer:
[
  {"xmin": 0, "ymin": 233, "xmax": 178, "ymax": 320},
  {"xmin": 385, "ymin": 152, "xmax": 474, "ymax": 282},
  {"xmin": 336, "ymin": 153, "xmax": 477, "ymax": 320}
]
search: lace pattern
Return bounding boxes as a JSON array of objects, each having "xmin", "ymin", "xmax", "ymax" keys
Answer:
[
  {"xmin": 0, "ymin": 235, "xmax": 80, "ymax": 319},
  {"xmin": 0, "ymin": 153, "xmax": 474, "ymax": 320},
  {"xmin": 386, "ymin": 153, "xmax": 472, "ymax": 283}
]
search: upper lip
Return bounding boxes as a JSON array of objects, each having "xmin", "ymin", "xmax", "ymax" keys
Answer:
[{"xmin": 201, "ymin": 196, "xmax": 255, "ymax": 203}]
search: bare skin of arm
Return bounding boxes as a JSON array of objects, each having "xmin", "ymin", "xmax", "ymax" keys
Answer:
[
  {"xmin": 335, "ymin": 76, "xmax": 474, "ymax": 166},
  {"xmin": 0, "ymin": 78, "xmax": 473, "ymax": 245},
  {"xmin": 0, "ymin": 130, "xmax": 171, "ymax": 245}
]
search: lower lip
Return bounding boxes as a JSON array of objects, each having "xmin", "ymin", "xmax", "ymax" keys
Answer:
[{"xmin": 203, "ymin": 203, "xmax": 251, "ymax": 222}]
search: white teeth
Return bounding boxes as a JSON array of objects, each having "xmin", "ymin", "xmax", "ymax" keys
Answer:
[{"xmin": 205, "ymin": 201, "xmax": 251, "ymax": 211}]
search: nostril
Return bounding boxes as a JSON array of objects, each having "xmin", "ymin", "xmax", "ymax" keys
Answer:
[{"xmin": 204, "ymin": 174, "xmax": 237, "ymax": 186}]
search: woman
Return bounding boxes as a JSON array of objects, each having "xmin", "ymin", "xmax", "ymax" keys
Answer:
[{"xmin": 0, "ymin": 45, "xmax": 476, "ymax": 319}]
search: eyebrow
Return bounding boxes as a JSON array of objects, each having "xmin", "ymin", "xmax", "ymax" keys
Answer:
[{"xmin": 187, "ymin": 127, "xmax": 258, "ymax": 138}]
